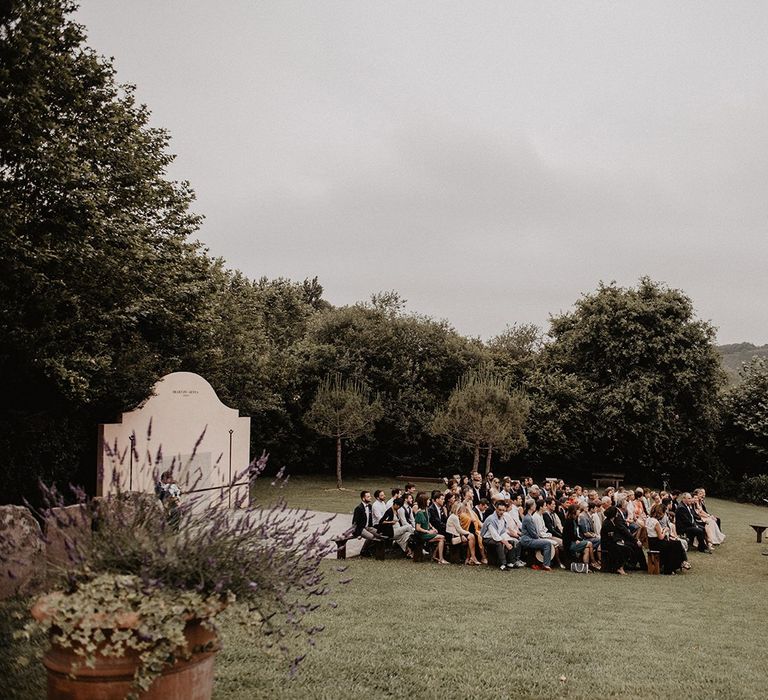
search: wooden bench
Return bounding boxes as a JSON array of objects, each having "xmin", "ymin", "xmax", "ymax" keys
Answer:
[
  {"xmin": 647, "ymin": 550, "xmax": 661, "ymax": 575},
  {"xmin": 593, "ymin": 472, "xmax": 625, "ymax": 489},
  {"xmin": 396, "ymin": 475, "xmax": 444, "ymax": 483},
  {"xmin": 750, "ymin": 524, "xmax": 768, "ymax": 543},
  {"xmin": 333, "ymin": 534, "xmax": 389, "ymax": 560}
]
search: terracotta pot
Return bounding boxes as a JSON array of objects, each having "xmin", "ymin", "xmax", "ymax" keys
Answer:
[{"xmin": 36, "ymin": 613, "xmax": 219, "ymax": 700}]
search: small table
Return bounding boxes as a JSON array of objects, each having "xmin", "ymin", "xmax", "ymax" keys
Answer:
[{"xmin": 750, "ymin": 524, "xmax": 768, "ymax": 543}]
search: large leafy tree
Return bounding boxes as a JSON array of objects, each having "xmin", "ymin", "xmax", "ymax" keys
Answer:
[
  {"xmin": 720, "ymin": 357, "xmax": 768, "ymax": 475},
  {"xmin": 304, "ymin": 374, "xmax": 383, "ymax": 489},
  {"xmin": 0, "ymin": 1, "xmax": 215, "ymax": 500},
  {"xmin": 297, "ymin": 299, "xmax": 485, "ymax": 477},
  {"xmin": 530, "ymin": 278, "xmax": 725, "ymax": 486},
  {"xmin": 432, "ymin": 366, "xmax": 530, "ymax": 474}
]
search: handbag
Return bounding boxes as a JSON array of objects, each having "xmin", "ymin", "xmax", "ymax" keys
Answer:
[{"xmin": 570, "ymin": 562, "xmax": 589, "ymax": 573}]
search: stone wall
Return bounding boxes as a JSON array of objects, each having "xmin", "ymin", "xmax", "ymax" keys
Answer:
[{"xmin": 0, "ymin": 505, "xmax": 45, "ymax": 599}]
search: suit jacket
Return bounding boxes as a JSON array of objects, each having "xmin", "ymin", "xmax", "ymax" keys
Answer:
[
  {"xmin": 542, "ymin": 511, "xmax": 563, "ymax": 539},
  {"xmin": 614, "ymin": 510, "xmax": 637, "ymax": 543},
  {"xmin": 675, "ymin": 503, "xmax": 702, "ymax": 531},
  {"xmin": 352, "ymin": 502, "xmax": 372, "ymax": 536},
  {"xmin": 429, "ymin": 503, "xmax": 447, "ymax": 534},
  {"xmin": 474, "ymin": 505, "xmax": 489, "ymax": 522},
  {"xmin": 471, "ymin": 486, "xmax": 483, "ymax": 505},
  {"xmin": 376, "ymin": 507, "xmax": 397, "ymax": 537}
]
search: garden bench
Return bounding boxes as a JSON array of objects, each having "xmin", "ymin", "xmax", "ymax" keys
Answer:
[
  {"xmin": 750, "ymin": 524, "xmax": 768, "ymax": 543},
  {"xmin": 333, "ymin": 533, "xmax": 389, "ymax": 560},
  {"xmin": 592, "ymin": 472, "xmax": 625, "ymax": 489},
  {"xmin": 646, "ymin": 550, "xmax": 661, "ymax": 575}
]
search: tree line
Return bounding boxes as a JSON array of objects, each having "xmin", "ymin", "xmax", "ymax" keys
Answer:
[{"xmin": 1, "ymin": 1, "xmax": 766, "ymax": 504}]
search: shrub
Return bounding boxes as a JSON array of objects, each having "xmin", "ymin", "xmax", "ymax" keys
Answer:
[{"xmin": 737, "ymin": 474, "xmax": 768, "ymax": 505}]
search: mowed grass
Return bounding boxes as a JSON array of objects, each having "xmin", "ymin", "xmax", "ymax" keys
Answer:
[
  {"xmin": 4, "ymin": 491, "xmax": 768, "ymax": 699},
  {"xmin": 227, "ymin": 489, "xmax": 768, "ymax": 699},
  {"xmin": 251, "ymin": 474, "xmax": 447, "ymax": 514}
]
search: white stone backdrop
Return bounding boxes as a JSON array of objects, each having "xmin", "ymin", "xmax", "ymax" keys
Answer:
[{"xmin": 97, "ymin": 372, "xmax": 251, "ymax": 505}]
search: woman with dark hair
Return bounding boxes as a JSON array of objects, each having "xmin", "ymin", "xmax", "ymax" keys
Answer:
[
  {"xmin": 414, "ymin": 493, "xmax": 447, "ymax": 564},
  {"xmin": 563, "ymin": 504, "xmax": 601, "ymax": 569},
  {"xmin": 646, "ymin": 503, "xmax": 688, "ymax": 574},
  {"xmin": 600, "ymin": 506, "xmax": 632, "ymax": 575}
]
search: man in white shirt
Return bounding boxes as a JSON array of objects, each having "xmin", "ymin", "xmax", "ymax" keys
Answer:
[
  {"xmin": 481, "ymin": 501, "xmax": 524, "ymax": 570},
  {"xmin": 371, "ymin": 489, "xmax": 387, "ymax": 526}
]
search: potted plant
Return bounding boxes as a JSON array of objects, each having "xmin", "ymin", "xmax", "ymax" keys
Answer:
[{"xmin": 20, "ymin": 458, "xmax": 336, "ymax": 700}]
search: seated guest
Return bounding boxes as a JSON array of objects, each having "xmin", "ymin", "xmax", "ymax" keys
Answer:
[
  {"xmin": 692, "ymin": 489, "xmax": 725, "ymax": 545},
  {"xmin": 636, "ymin": 488, "xmax": 651, "ymax": 516},
  {"xmin": 660, "ymin": 504, "xmax": 690, "ymax": 563},
  {"xmin": 446, "ymin": 502, "xmax": 481, "ymax": 565},
  {"xmin": 377, "ymin": 498, "xmax": 414, "ymax": 558},
  {"xmin": 414, "ymin": 493, "xmax": 448, "ymax": 564},
  {"xmin": 503, "ymin": 496, "xmax": 523, "ymax": 536},
  {"xmin": 695, "ymin": 488, "xmax": 720, "ymax": 529},
  {"xmin": 542, "ymin": 498, "xmax": 564, "ymax": 540},
  {"xmin": 578, "ymin": 502, "xmax": 601, "ymax": 552},
  {"xmin": 371, "ymin": 489, "xmax": 387, "ymax": 526},
  {"xmin": 646, "ymin": 503, "xmax": 687, "ymax": 574},
  {"xmin": 385, "ymin": 487, "xmax": 402, "ymax": 509},
  {"xmin": 613, "ymin": 500, "xmax": 647, "ymax": 570},
  {"xmin": 352, "ymin": 491, "xmax": 383, "ymax": 555},
  {"xmin": 460, "ymin": 499, "xmax": 488, "ymax": 564},
  {"xmin": 675, "ymin": 493, "xmax": 711, "ymax": 553},
  {"xmin": 533, "ymin": 498, "xmax": 563, "ymax": 567},
  {"xmin": 470, "ymin": 472, "xmax": 485, "ymax": 504},
  {"xmin": 474, "ymin": 496, "xmax": 490, "ymax": 517},
  {"xmin": 519, "ymin": 499, "xmax": 553, "ymax": 570},
  {"xmin": 444, "ymin": 492, "xmax": 457, "ymax": 517},
  {"xmin": 600, "ymin": 506, "xmax": 632, "ymax": 575},
  {"xmin": 563, "ymin": 504, "xmax": 600, "ymax": 569},
  {"xmin": 399, "ymin": 493, "xmax": 415, "ymax": 528},
  {"xmin": 429, "ymin": 491, "xmax": 448, "ymax": 537},
  {"xmin": 590, "ymin": 500, "xmax": 604, "ymax": 536},
  {"xmin": 481, "ymin": 500, "xmax": 524, "ymax": 570},
  {"xmin": 616, "ymin": 496, "xmax": 639, "ymax": 533}
]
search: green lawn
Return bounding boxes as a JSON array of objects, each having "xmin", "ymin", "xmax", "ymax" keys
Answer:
[
  {"xmin": 5, "ymin": 491, "xmax": 768, "ymax": 699},
  {"xmin": 251, "ymin": 474, "xmax": 446, "ymax": 513}
]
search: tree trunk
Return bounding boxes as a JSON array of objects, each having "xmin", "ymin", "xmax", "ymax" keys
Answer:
[
  {"xmin": 336, "ymin": 436, "xmax": 343, "ymax": 489},
  {"xmin": 485, "ymin": 444, "xmax": 493, "ymax": 475},
  {"xmin": 472, "ymin": 442, "xmax": 480, "ymax": 472}
]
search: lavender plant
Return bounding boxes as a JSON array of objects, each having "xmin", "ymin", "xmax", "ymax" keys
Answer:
[{"xmin": 22, "ymin": 447, "xmax": 338, "ymax": 698}]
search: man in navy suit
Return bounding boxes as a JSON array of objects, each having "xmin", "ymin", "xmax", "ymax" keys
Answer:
[
  {"xmin": 352, "ymin": 491, "xmax": 382, "ymax": 554},
  {"xmin": 675, "ymin": 493, "xmax": 710, "ymax": 552}
]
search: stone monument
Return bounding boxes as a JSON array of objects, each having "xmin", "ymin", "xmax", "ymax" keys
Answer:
[{"xmin": 97, "ymin": 372, "xmax": 251, "ymax": 506}]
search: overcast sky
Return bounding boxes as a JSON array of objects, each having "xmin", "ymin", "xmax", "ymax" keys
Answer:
[{"xmin": 76, "ymin": 1, "xmax": 768, "ymax": 344}]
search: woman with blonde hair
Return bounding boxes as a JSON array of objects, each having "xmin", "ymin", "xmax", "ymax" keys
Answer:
[
  {"xmin": 459, "ymin": 499, "xmax": 488, "ymax": 564},
  {"xmin": 446, "ymin": 502, "xmax": 481, "ymax": 565}
]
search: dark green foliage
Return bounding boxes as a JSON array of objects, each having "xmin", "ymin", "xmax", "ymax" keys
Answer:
[
  {"xmin": 0, "ymin": 1, "xmax": 217, "ymax": 501},
  {"xmin": 431, "ymin": 365, "xmax": 530, "ymax": 473},
  {"xmin": 298, "ymin": 302, "xmax": 486, "ymax": 476},
  {"xmin": 526, "ymin": 278, "xmax": 726, "ymax": 486},
  {"xmin": 737, "ymin": 474, "xmax": 768, "ymax": 504},
  {"xmin": 719, "ymin": 358, "xmax": 768, "ymax": 479}
]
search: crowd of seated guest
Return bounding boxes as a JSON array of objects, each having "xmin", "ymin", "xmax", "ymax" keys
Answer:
[{"xmin": 348, "ymin": 473, "xmax": 724, "ymax": 575}]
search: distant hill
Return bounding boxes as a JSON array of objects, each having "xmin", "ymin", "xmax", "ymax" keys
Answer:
[{"xmin": 717, "ymin": 343, "xmax": 768, "ymax": 384}]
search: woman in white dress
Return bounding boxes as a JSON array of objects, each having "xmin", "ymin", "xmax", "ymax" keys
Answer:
[{"xmin": 693, "ymin": 491, "xmax": 725, "ymax": 545}]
